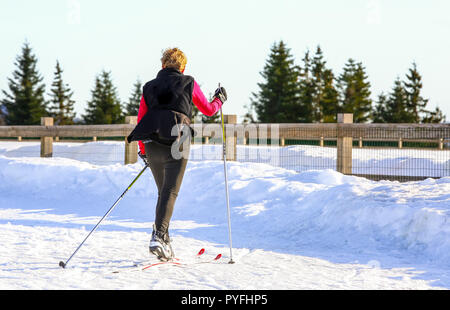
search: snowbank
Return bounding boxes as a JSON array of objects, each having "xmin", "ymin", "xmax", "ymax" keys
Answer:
[{"xmin": 1, "ymin": 151, "xmax": 449, "ymax": 268}]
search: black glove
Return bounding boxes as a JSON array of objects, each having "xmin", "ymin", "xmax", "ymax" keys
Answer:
[
  {"xmin": 138, "ymin": 151, "xmax": 149, "ymax": 166},
  {"xmin": 214, "ymin": 86, "xmax": 227, "ymax": 104}
]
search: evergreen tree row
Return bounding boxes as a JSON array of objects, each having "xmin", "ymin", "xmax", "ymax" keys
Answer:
[
  {"xmin": 1, "ymin": 41, "xmax": 445, "ymax": 126},
  {"xmin": 246, "ymin": 41, "xmax": 445, "ymax": 124},
  {"xmin": 0, "ymin": 42, "xmax": 143, "ymax": 125}
]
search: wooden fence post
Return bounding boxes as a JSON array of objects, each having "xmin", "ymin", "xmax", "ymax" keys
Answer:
[
  {"xmin": 40, "ymin": 117, "xmax": 53, "ymax": 158},
  {"xmin": 124, "ymin": 116, "xmax": 138, "ymax": 165},
  {"xmin": 337, "ymin": 113, "xmax": 353, "ymax": 175},
  {"xmin": 223, "ymin": 114, "xmax": 237, "ymax": 161}
]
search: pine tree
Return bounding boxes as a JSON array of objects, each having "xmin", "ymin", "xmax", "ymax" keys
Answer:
[
  {"xmin": 125, "ymin": 79, "xmax": 142, "ymax": 116},
  {"xmin": 372, "ymin": 92, "xmax": 388, "ymax": 123},
  {"xmin": 403, "ymin": 62, "xmax": 428, "ymax": 123},
  {"xmin": 384, "ymin": 78, "xmax": 412, "ymax": 123},
  {"xmin": 337, "ymin": 59, "xmax": 372, "ymax": 123},
  {"xmin": 402, "ymin": 62, "xmax": 446, "ymax": 123},
  {"xmin": 311, "ymin": 46, "xmax": 326, "ymax": 122},
  {"xmin": 422, "ymin": 106, "xmax": 446, "ymax": 123},
  {"xmin": 296, "ymin": 50, "xmax": 315, "ymax": 123},
  {"xmin": 1, "ymin": 42, "xmax": 47, "ymax": 125},
  {"xmin": 250, "ymin": 41, "xmax": 301, "ymax": 123},
  {"xmin": 321, "ymin": 69, "xmax": 340, "ymax": 122},
  {"xmin": 48, "ymin": 61, "xmax": 76, "ymax": 125},
  {"xmin": 338, "ymin": 59, "xmax": 357, "ymax": 112},
  {"xmin": 353, "ymin": 63, "xmax": 373, "ymax": 122},
  {"xmin": 309, "ymin": 46, "xmax": 339, "ymax": 123},
  {"xmin": 83, "ymin": 70, "xmax": 123, "ymax": 124}
]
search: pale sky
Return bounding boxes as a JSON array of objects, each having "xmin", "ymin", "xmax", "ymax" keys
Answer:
[{"xmin": 1, "ymin": 0, "xmax": 449, "ymax": 122}]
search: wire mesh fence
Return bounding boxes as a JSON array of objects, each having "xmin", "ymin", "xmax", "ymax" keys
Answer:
[
  {"xmin": 189, "ymin": 122, "xmax": 450, "ymax": 181},
  {"xmin": 348, "ymin": 125, "xmax": 450, "ymax": 181}
]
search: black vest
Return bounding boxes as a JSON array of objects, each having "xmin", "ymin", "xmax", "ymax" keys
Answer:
[{"xmin": 127, "ymin": 68, "xmax": 194, "ymax": 145}]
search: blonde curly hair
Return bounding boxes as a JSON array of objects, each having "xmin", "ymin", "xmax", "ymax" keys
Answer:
[{"xmin": 161, "ymin": 48, "xmax": 187, "ymax": 72}]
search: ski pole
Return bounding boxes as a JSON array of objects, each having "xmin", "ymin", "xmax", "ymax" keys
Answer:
[
  {"xmin": 219, "ymin": 83, "xmax": 235, "ymax": 264},
  {"xmin": 59, "ymin": 164, "xmax": 149, "ymax": 269}
]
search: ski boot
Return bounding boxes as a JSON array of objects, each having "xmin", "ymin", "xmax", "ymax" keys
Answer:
[{"xmin": 149, "ymin": 225, "xmax": 174, "ymax": 262}]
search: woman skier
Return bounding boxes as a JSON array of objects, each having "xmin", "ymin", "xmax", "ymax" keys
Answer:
[{"xmin": 127, "ymin": 48, "xmax": 227, "ymax": 261}]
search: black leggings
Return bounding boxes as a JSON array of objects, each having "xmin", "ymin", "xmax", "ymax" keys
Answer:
[{"xmin": 144, "ymin": 140, "xmax": 189, "ymax": 234}]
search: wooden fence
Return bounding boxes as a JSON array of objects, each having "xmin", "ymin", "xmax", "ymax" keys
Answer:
[{"xmin": 1, "ymin": 113, "xmax": 449, "ymax": 181}]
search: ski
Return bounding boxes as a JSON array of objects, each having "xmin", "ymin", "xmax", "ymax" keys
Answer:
[
  {"xmin": 141, "ymin": 249, "xmax": 221, "ymax": 270},
  {"xmin": 142, "ymin": 252, "xmax": 222, "ymax": 270},
  {"xmin": 111, "ymin": 248, "xmax": 221, "ymax": 273}
]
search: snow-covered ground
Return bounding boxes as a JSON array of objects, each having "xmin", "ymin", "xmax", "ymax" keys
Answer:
[{"xmin": 0, "ymin": 141, "xmax": 449, "ymax": 289}]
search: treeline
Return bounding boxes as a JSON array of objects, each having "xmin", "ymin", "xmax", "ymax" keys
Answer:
[
  {"xmin": 245, "ymin": 41, "xmax": 445, "ymax": 124},
  {"xmin": 0, "ymin": 42, "xmax": 142, "ymax": 125},
  {"xmin": 0, "ymin": 41, "xmax": 446, "ymax": 126}
]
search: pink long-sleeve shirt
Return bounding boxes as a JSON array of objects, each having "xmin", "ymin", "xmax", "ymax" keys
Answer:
[{"xmin": 137, "ymin": 80, "xmax": 222, "ymax": 155}]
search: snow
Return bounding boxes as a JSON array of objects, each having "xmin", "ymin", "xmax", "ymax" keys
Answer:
[{"xmin": 0, "ymin": 141, "xmax": 449, "ymax": 289}]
